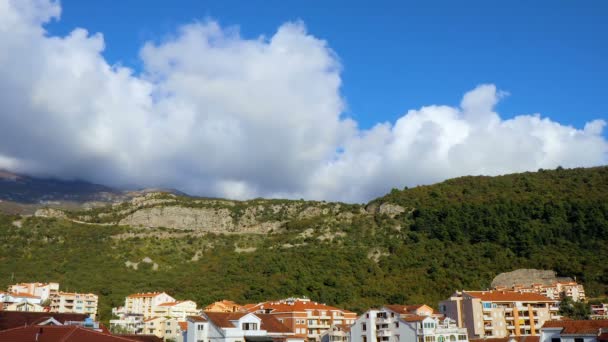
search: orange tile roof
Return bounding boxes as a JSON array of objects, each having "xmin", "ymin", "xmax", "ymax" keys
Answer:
[
  {"xmin": 128, "ymin": 292, "xmax": 164, "ymax": 298},
  {"xmin": 246, "ymin": 300, "xmax": 355, "ymax": 314},
  {"xmin": 157, "ymin": 301, "xmax": 185, "ymax": 307},
  {"xmin": 10, "ymin": 292, "xmax": 41, "ymax": 299},
  {"xmin": 464, "ymin": 291, "xmax": 555, "ymax": 302},
  {"xmin": 204, "ymin": 312, "xmax": 248, "ymax": 328},
  {"xmin": 542, "ymin": 320, "xmax": 608, "ymax": 334},
  {"xmin": 178, "ymin": 322, "xmax": 188, "ymax": 331},
  {"xmin": 257, "ymin": 314, "xmax": 293, "ymax": 333},
  {"xmin": 187, "ymin": 316, "xmax": 208, "ymax": 322},
  {"xmin": 401, "ymin": 315, "xmax": 429, "ymax": 322}
]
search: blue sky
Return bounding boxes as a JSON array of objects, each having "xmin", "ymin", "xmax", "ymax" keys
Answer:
[
  {"xmin": 46, "ymin": 0, "xmax": 608, "ymax": 133},
  {"xmin": 2, "ymin": 0, "xmax": 607, "ymax": 201}
]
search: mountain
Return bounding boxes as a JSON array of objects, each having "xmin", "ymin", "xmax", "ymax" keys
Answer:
[
  {"xmin": 0, "ymin": 170, "xmax": 187, "ymax": 214},
  {"xmin": 0, "ymin": 166, "xmax": 606, "ymax": 322}
]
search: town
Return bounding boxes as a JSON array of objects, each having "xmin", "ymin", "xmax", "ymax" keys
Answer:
[{"xmin": 0, "ymin": 279, "xmax": 607, "ymax": 342}]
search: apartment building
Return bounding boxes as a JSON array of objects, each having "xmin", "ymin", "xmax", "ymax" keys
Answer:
[
  {"xmin": 246, "ymin": 297, "xmax": 357, "ymax": 342},
  {"xmin": 320, "ymin": 324, "xmax": 350, "ymax": 342},
  {"xmin": 7, "ymin": 282, "xmax": 59, "ymax": 301},
  {"xmin": 206, "ymin": 300, "xmax": 246, "ymax": 313},
  {"xmin": 350, "ymin": 305, "xmax": 468, "ymax": 342},
  {"xmin": 591, "ymin": 304, "xmax": 608, "ymax": 320},
  {"xmin": 540, "ymin": 319, "xmax": 608, "ymax": 342},
  {"xmin": 143, "ymin": 316, "xmax": 186, "ymax": 340},
  {"xmin": 496, "ymin": 281, "xmax": 586, "ymax": 302},
  {"xmin": 152, "ymin": 300, "xmax": 199, "ymax": 319},
  {"xmin": 184, "ymin": 311, "xmax": 303, "ymax": 342},
  {"xmin": 1, "ymin": 291, "xmax": 42, "ymax": 305},
  {"xmin": 439, "ymin": 291, "xmax": 559, "ymax": 339},
  {"xmin": 123, "ymin": 292, "xmax": 176, "ymax": 318},
  {"xmin": 50, "ymin": 291, "xmax": 99, "ymax": 319}
]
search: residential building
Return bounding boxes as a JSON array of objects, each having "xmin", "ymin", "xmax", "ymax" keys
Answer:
[
  {"xmin": 50, "ymin": 291, "xmax": 99, "ymax": 319},
  {"xmin": 4, "ymin": 301, "xmax": 45, "ymax": 312},
  {"xmin": 540, "ymin": 319, "xmax": 608, "ymax": 342},
  {"xmin": 245, "ymin": 297, "xmax": 357, "ymax": 342},
  {"xmin": 350, "ymin": 305, "xmax": 468, "ymax": 342},
  {"xmin": 152, "ymin": 300, "xmax": 199, "ymax": 320},
  {"xmin": 123, "ymin": 292, "xmax": 176, "ymax": 318},
  {"xmin": 1, "ymin": 292, "xmax": 42, "ymax": 305},
  {"xmin": 110, "ymin": 314, "xmax": 145, "ymax": 334},
  {"xmin": 495, "ymin": 282, "xmax": 586, "ymax": 302},
  {"xmin": 206, "ymin": 300, "xmax": 246, "ymax": 313},
  {"xmin": 142, "ymin": 316, "xmax": 185, "ymax": 340},
  {"xmin": 591, "ymin": 304, "xmax": 608, "ymax": 320},
  {"xmin": 439, "ymin": 291, "xmax": 560, "ymax": 339},
  {"xmin": 185, "ymin": 311, "xmax": 302, "ymax": 342},
  {"xmin": 320, "ymin": 324, "xmax": 350, "ymax": 342},
  {"xmin": 7, "ymin": 282, "xmax": 60, "ymax": 301}
]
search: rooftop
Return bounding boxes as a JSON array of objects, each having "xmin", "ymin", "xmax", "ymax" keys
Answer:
[
  {"xmin": 464, "ymin": 290, "xmax": 555, "ymax": 302},
  {"xmin": 542, "ymin": 320, "xmax": 608, "ymax": 334}
]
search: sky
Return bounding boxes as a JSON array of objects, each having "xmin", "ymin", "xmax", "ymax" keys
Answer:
[{"xmin": 0, "ymin": 0, "xmax": 607, "ymax": 203}]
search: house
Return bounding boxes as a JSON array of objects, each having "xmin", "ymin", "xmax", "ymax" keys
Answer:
[
  {"xmin": 591, "ymin": 304, "xmax": 608, "ymax": 320},
  {"xmin": 206, "ymin": 300, "xmax": 246, "ymax": 313},
  {"xmin": 184, "ymin": 311, "xmax": 303, "ymax": 342},
  {"xmin": 320, "ymin": 324, "xmax": 350, "ymax": 342},
  {"xmin": 0, "ymin": 311, "xmax": 90, "ymax": 331},
  {"xmin": 245, "ymin": 297, "xmax": 357, "ymax": 341},
  {"xmin": 50, "ymin": 291, "xmax": 99, "ymax": 319},
  {"xmin": 350, "ymin": 305, "xmax": 468, "ymax": 342},
  {"xmin": 439, "ymin": 290, "xmax": 559, "ymax": 338},
  {"xmin": 4, "ymin": 301, "xmax": 45, "ymax": 312},
  {"xmin": 7, "ymin": 282, "xmax": 60, "ymax": 301},
  {"xmin": 495, "ymin": 281, "xmax": 586, "ymax": 302},
  {"xmin": 540, "ymin": 320, "xmax": 608, "ymax": 342}
]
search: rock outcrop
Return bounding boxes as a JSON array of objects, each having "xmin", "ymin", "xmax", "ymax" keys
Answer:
[{"xmin": 491, "ymin": 269, "xmax": 573, "ymax": 288}]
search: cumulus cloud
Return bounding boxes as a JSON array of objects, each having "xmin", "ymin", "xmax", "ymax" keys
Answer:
[{"xmin": 0, "ymin": 0, "xmax": 606, "ymax": 203}]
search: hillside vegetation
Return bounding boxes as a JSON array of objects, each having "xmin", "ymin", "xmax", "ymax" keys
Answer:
[{"xmin": 0, "ymin": 166, "xmax": 606, "ymax": 322}]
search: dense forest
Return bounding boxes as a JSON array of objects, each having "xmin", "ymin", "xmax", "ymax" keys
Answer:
[{"xmin": 0, "ymin": 166, "xmax": 606, "ymax": 322}]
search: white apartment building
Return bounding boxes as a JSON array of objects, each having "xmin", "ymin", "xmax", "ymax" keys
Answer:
[
  {"xmin": 540, "ymin": 320, "xmax": 608, "ymax": 342},
  {"xmin": 439, "ymin": 290, "xmax": 559, "ymax": 338},
  {"xmin": 50, "ymin": 291, "xmax": 99, "ymax": 319},
  {"xmin": 350, "ymin": 306, "xmax": 468, "ymax": 342},
  {"xmin": 123, "ymin": 292, "xmax": 176, "ymax": 318},
  {"xmin": 7, "ymin": 282, "xmax": 59, "ymax": 301},
  {"xmin": 152, "ymin": 300, "xmax": 199, "ymax": 320}
]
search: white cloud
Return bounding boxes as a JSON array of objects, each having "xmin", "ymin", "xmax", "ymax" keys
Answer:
[{"xmin": 0, "ymin": 0, "xmax": 606, "ymax": 203}]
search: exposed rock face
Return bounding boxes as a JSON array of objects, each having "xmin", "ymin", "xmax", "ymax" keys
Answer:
[
  {"xmin": 118, "ymin": 205, "xmax": 282, "ymax": 233},
  {"xmin": 491, "ymin": 269, "xmax": 573, "ymax": 288},
  {"xmin": 366, "ymin": 202, "xmax": 406, "ymax": 218},
  {"xmin": 34, "ymin": 208, "xmax": 67, "ymax": 219}
]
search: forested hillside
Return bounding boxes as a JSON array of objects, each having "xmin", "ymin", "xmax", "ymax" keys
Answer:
[{"xmin": 0, "ymin": 166, "xmax": 606, "ymax": 322}]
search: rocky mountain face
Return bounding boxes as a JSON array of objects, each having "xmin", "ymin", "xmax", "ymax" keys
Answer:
[{"xmin": 491, "ymin": 269, "xmax": 574, "ymax": 288}]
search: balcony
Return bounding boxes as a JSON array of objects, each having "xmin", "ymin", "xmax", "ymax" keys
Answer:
[
  {"xmin": 483, "ymin": 315, "xmax": 492, "ymax": 321},
  {"xmin": 377, "ymin": 330, "xmax": 392, "ymax": 337},
  {"xmin": 309, "ymin": 323, "xmax": 330, "ymax": 328},
  {"xmin": 376, "ymin": 317, "xmax": 393, "ymax": 324}
]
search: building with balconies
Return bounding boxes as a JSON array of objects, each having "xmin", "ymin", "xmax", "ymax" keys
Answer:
[
  {"xmin": 540, "ymin": 319, "xmax": 608, "ymax": 342},
  {"xmin": 350, "ymin": 305, "xmax": 468, "ymax": 342},
  {"xmin": 50, "ymin": 291, "xmax": 98, "ymax": 319},
  {"xmin": 439, "ymin": 291, "xmax": 559, "ymax": 339},
  {"xmin": 245, "ymin": 297, "xmax": 357, "ymax": 342}
]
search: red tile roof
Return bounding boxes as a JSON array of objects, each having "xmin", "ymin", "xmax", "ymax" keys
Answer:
[
  {"xmin": 401, "ymin": 315, "xmax": 429, "ymax": 322},
  {"xmin": 116, "ymin": 334, "xmax": 163, "ymax": 342},
  {"xmin": 0, "ymin": 325, "xmax": 140, "ymax": 341},
  {"xmin": 187, "ymin": 316, "xmax": 208, "ymax": 322},
  {"xmin": 9, "ymin": 292, "xmax": 41, "ymax": 299},
  {"xmin": 204, "ymin": 312, "xmax": 248, "ymax": 328},
  {"xmin": 542, "ymin": 320, "xmax": 608, "ymax": 334},
  {"xmin": 178, "ymin": 322, "xmax": 188, "ymax": 331},
  {"xmin": 127, "ymin": 292, "xmax": 164, "ymax": 298},
  {"xmin": 0, "ymin": 311, "xmax": 89, "ymax": 331},
  {"xmin": 464, "ymin": 291, "xmax": 555, "ymax": 302},
  {"xmin": 246, "ymin": 300, "xmax": 355, "ymax": 314},
  {"xmin": 257, "ymin": 314, "xmax": 293, "ymax": 334},
  {"xmin": 471, "ymin": 336, "xmax": 539, "ymax": 342}
]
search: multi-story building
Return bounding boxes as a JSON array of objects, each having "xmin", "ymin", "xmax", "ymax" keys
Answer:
[
  {"xmin": 205, "ymin": 300, "xmax": 245, "ymax": 313},
  {"xmin": 184, "ymin": 311, "xmax": 303, "ymax": 342},
  {"xmin": 496, "ymin": 281, "xmax": 586, "ymax": 302},
  {"xmin": 246, "ymin": 297, "xmax": 357, "ymax": 342},
  {"xmin": 1, "ymin": 291, "xmax": 42, "ymax": 305},
  {"xmin": 320, "ymin": 324, "xmax": 350, "ymax": 342},
  {"xmin": 123, "ymin": 292, "xmax": 176, "ymax": 318},
  {"xmin": 591, "ymin": 304, "xmax": 608, "ymax": 320},
  {"xmin": 152, "ymin": 300, "xmax": 199, "ymax": 320},
  {"xmin": 350, "ymin": 305, "xmax": 468, "ymax": 342},
  {"xmin": 439, "ymin": 291, "xmax": 559, "ymax": 339},
  {"xmin": 7, "ymin": 282, "xmax": 59, "ymax": 301},
  {"xmin": 540, "ymin": 319, "xmax": 608, "ymax": 342},
  {"xmin": 50, "ymin": 291, "xmax": 99, "ymax": 319}
]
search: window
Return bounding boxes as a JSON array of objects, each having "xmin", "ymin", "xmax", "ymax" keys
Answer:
[
  {"xmin": 165, "ymin": 330, "xmax": 171, "ymax": 334},
  {"xmin": 450, "ymin": 336, "xmax": 456, "ymax": 342},
  {"xmin": 309, "ymin": 320, "xmax": 315, "ymax": 325},
  {"xmin": 574, "ymin": 339, "xmax": 583, "ymax": 342},
  {"xmin": 242, "ymin": 323, "xmax": 258, "ymax": 330},
  {"xmin": 458, "ymin": 336, "xmax": 467, "ymax": 341},
  {"xmin": 551, "ymin": 339, "xmax": 560, "ymax": 342},
  {"xmin": 395, "ymin": 322, "xmax": 399, "ymax": 328},
  {"xmin": 482, "ymin": 303, "xmax": 492, "ymax": 309},
  {"xmin": 197, "ymin": 325, "xmax": 204, "ymax": 331},
  {"xmin": 438, "ymin": 336, "xmax": 445, "ymax": 342},
  {"xmin": 362, "ymin": 323, "xmax": 366, "ymax": 331},
  {"xmin": 424, "ymin": 323, "xmax": 436, "ymax": 329},
  {"xmin": 425, "ymin": 337, "xmax": 435, "ymax": 342}
]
